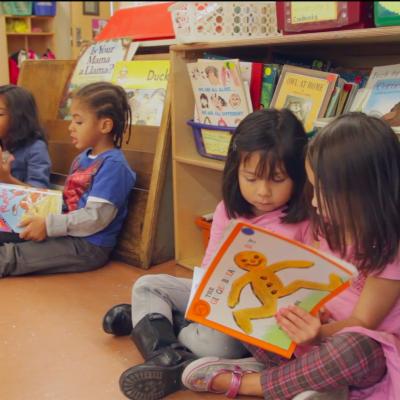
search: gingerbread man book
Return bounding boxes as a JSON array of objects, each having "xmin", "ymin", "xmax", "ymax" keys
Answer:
[{"xmin": 186, "ymin": 221, "xmax": 356, "ymax": 358}]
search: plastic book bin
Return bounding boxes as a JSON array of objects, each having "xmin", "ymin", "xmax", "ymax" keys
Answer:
[
  {"xmin": 195, "ymin": 216, "xmax": 212, "ymax": 249},
  {"xmin": 276, "ymin": 1, "xmax": 373, "ymax": 34},
  {"xmin": 95, "ymin": 2, "xmax": 175, "ymax": 42},
  {"xmin": 169, "ymin": 2, "xmax": 280, "ymax": 44},
  {"xmin": 187, "ymin": 120, "xmax": 235, "ymax": 161},
  {"xmin": 32, "ymin": 2, "xmax": 56, "ymax": 16},
  {"xmin": 2, "ymin": 2, "xmax": 32, "ymax": 16}
]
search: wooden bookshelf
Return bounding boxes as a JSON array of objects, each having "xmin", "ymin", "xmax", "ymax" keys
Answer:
[
  {"xmin": 0, "ymin": 15, "xmax": 55, "ymax": 84},
  {"xmin": 170, "ymin": 26, "xmax": 400, "ymax": 270}
]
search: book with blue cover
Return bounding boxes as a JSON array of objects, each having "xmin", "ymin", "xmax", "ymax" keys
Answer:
[{"xmin": 0, "ymin": 183, "xmax": 62, "ymax": 233}]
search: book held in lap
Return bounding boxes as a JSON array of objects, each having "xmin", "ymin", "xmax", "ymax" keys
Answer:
[
  {"xmin": 186, "ymin": 221, "xmax": 356, "ymax": 358},
  {"xmin": 0, "ymin": 183, "xmax": 62, "ymax": 233}
]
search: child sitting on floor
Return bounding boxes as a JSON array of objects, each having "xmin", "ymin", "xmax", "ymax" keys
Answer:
[{"xmin": 0, "ymin": 82, "xmax": 136, "ymax": 278}]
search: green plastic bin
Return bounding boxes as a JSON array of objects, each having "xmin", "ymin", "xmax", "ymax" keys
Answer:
[{"xmin": 1, "ymin": 2, "xmax": 32, "ymax": 16}]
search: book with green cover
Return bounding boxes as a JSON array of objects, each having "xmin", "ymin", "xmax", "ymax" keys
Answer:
[{"xmin": 260, "ymin": 64, "xmax": 280, "ymax": 109}]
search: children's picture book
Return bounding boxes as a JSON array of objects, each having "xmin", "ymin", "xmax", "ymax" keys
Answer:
[
  {"xmin": 186, "ymin": 221, "xmax": 356, "ymax": 358},
  {"xmin": 270, "ymin": 65, "xmax": 338, "ymax": 132},
  {"xmin": 58, "ymin": 38, "xmax": 137, "ymax": 120},
  {"xmin": 260, "ymin": 64, "xmax": 280, "ymax": 109},
  {"xmin": 362, "ymin": 78, "xmax": 400, "ymax": 126},
  {"xmin": 187, "ymin": 59, "xmax": 251, "ymax": 127},
  {"xmin": 111, "ymin": 60, "xmax": 170, "ymax": 126},
  {"xmin": 0, "ymin": 183, "xmax": 62, "ymax": 233}
]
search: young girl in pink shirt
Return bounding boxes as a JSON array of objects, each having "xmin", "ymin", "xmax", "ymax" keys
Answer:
[
  {"xmin": 182, "ymin": 112, "xmax": 400, "ymax": 400},
  {"xmin": 102, "ymin": 108, "xmax": 310, "ymax": 400}
]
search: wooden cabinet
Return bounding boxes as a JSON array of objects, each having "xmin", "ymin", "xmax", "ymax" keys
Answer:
[
  {"xmin": 0, "ymin": 15, "xmax": 55, "ymax": 84},
  {"xmin": 170, "ymin": 26, "xmax": 400, "ymax": 270}
]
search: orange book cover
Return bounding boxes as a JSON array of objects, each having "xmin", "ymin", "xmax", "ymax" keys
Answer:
[{"xmin": 186, "ymin": 221, "xmax": 356, "ymax": 359}]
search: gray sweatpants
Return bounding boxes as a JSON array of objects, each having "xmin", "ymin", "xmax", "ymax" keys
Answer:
[
  {"xmin": 131, "ymin": 273, "xmax": 249, "ymax": 359},
  {"xmin": 0, "ymin": 236, "xmax": 112, "ymax": 277}
]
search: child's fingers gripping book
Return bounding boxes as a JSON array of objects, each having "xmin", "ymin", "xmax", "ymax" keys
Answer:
[
  {"xmin": 186, "ymin": 221, "xmax": 357, "ymax": 359},
  {"xmin": 0, "ymin": 183, "xmax": 62, "ymax": 233}
]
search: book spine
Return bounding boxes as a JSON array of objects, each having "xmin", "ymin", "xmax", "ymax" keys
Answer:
[{"xmin": 260, "ymin": 64, "xmax": 280, "ymax": 109}]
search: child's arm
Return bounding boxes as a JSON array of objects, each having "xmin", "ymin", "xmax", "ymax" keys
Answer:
[
  {"xmin": 200, "ymin": 201, "xmax": 230, "ymax": 269},
  {"xmin": 277, "ymin": 275, "xmax": 400, "ymax": 345},
  {"xmin": 19, "ymin": 199, "xmax": 117, "ymax": 241},
  {"xmin": 46, "ymin": 199, "xmax": 117, "ymax": 237},
  {"xmin": 320, "ymin": 275, "xmax": 400, "ymax": 337}
]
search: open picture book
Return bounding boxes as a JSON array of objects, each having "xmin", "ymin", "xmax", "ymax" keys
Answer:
[
  {"xmin": 186, "ymin": 221, "xmax": 357, "ymax": 358},
  {"xmin": 0, "ymin": 183, "xmax": 62, "ymax": 233}
]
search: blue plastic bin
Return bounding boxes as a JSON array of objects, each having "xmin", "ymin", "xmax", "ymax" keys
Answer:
[
  {"xmin": 32, "ymin": 1, "xmax": 56, "ymax": 16},
  {"xmin": 187, "ymin": 120, "xmax": 236, "ymax": 161}
]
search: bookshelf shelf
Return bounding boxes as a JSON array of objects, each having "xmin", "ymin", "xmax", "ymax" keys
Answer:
[
  {"xmin": 171, "ymin": 26, "xmax": 400, "ymax": 270},
  {"xmin": 172, "ymin": 26, "xmax": 400, "ymax": 51},
  {"xmin": 0, "ymin": 15, "xmax": 55, "ymax": 84}
]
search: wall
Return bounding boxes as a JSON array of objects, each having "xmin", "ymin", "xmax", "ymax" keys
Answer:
[{"xmin": 54, "ymin": 2, "xmax": 72, "ymax": 59}]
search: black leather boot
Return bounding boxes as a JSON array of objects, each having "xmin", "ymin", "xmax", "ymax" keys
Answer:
[
  {"xmin": 102, "ymin": 304, "xmax": 132, "ymax": 336},
  {"xmin": 119, "ymin": 313, "xmax": 197, "ymax": 400}
]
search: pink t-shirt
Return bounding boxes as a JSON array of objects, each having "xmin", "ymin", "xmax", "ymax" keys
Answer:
[
  {"xmin": 201, "ymin": 201, "xmax": 308, "ymax": 269},
  {"xmin": 302, "ymin": 229, "xmax": 400, "ymax": 400}
]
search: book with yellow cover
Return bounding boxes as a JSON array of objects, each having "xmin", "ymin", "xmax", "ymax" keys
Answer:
[
  {"xmin": 111, "ymin": 60, "xmax": 170, "ymax": 126},
  {"xmin": 0, "ymin": 183, "xmax": 62, "ymax": 233},
  {"xmin": 270, "ymin": 65, "xmax": 338, "ymax": 132},
  {"xmin": 186, "ymin": 221, "xmax": 356, "ymax": 359}
]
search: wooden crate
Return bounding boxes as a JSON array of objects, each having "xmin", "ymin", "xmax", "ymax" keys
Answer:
[{"xmin": 18, "ymin": 58, "xmax": 174, "ymax": 268}]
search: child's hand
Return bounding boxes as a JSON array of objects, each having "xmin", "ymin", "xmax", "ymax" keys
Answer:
[
  {"xmin": 275, "ymin": 304, "xmax": 322, "ymax": 345},
  {"xmin": 19, "ymin": 216, "xmax": 47, "ymax": 241},
  {"xmin": 0, "ymin": 148, "xmax": 14, "ymax": 183}
]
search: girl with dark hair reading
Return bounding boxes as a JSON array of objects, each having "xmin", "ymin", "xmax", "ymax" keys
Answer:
[
  {"xmin": 183, "ymin": 113, "xmax": 400, "ymax": 400},
  {"xmin": 102, "ymin": 108, "xmax": 310, "ymax": 400}
]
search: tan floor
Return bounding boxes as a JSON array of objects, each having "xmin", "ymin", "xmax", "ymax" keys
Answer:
[{"xmin": 0, "ymin": 260, "xmax": 255, "ymax": 400}]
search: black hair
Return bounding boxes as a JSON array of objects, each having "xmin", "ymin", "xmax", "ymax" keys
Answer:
[
  {"xmin": 74, "ymin": 82, "xmax": 131, "ymax": 148},
  {"xmin": 307, "ymin": 112, "xmax": 400, "ymax": 272},
  {"xmin": 0, "ymin": 85, "xmax": 47, "ymax": 152},
  {"xmin": 222, "ymin": 108, "xmax": 309, "ymax": 222}
]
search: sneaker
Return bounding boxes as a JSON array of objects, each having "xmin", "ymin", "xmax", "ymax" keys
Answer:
[
  {"xmin": 182, "ymin": 356, "xmax": 264, "ymax": 397},
  {"xmin": 102, "ymin": 303, "xmax": 132, "ymax": 336}
]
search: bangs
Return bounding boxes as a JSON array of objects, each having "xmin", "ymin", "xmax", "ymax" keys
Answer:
[{"xmin": 241, "ymin": 150, "xmax": 285, "ymax": 179}]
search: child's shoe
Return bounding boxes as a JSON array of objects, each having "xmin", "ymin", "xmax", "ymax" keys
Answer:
[
  {"xmin": 102, "ymin": 303, "xmax": 132, "ymax": 336},
  {"xmin": 181, "ymin": 356, "xmax": 264, "ymax": 398},
  {"xmin": 292, "ymin": 387, "xmax": 348, "ymax": 399},
  {"xmin": 119, "ymin": 345, "xmax": 196, "ymax": 400}
]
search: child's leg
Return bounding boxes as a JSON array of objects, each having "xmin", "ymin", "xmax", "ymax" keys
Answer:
[
  {"xmin": 131, "ymin": 274, "xmax": 192, "ymax": 327},
  {"xmin": 0, "ymin": 232, "xmax": 25, "ymax": 244},
  {"xmin": 119, "ymin": 275, "xmax": 196, "ymax": 400},
  {"xmin": 258, "ymin": 332, "xmax": 386, "ymax": 399},
  {"xmin": 0, "ymin": 237, "xmax": 111, "ymax": 277},
  {"xmin": 178, "ymin": 323, "xmax": 249, "ymax": 358},
  {"xmin": 183, "ymin": 333, "xmax": 386, "ymax": 399}
]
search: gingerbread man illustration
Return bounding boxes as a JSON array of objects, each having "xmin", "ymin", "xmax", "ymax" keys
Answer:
[{"xmin": 228, "ymin": 251, "xmax": 342, "ymax": 334}]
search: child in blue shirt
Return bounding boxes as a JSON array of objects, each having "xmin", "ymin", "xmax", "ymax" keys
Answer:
[
  {"xmin": 0, "ymin": 85, "xmax": 51, "ymax": 244},
  {"xmin": 0, "ymin": 82, "xmax": 136, "ymax": 277},
  {"xmin": 0, "ymin": 84, "xmax": 51, "ymax": 188}
]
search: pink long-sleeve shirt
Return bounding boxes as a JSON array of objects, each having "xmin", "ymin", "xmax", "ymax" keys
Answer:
[
  {"xmin": 301, "ymin": 227, "xmax": 400, "ymax": 400},
  {"xmin": 200, "ymin": 201, "xmax": 307, "ymax": 269}
]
